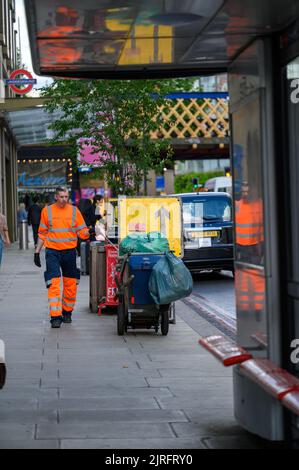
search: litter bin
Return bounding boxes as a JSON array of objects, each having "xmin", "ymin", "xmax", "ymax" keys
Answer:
[
  {"xmin": 98, "ymin": 244, "xmax": 119, "ymax": 315},
  {"xmin": 19, "ymin": 220, "xmax": 29, "ymax": 250},
  {"xmin": 89, "ymin": 241, "xmax": 106, "ymax": 313}
]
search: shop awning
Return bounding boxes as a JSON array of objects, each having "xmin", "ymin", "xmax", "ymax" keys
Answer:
[{"xmin": 5, "ymin": 106, "xmax": 63, "ymax": 147}]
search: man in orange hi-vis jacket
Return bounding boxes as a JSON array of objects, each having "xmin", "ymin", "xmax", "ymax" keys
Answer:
[
  {"xmin": 235, "ymin": 181, "xmax": 264, "ymax": 266},
  {"xmin": 34, "ymin": 186, "xmax": 90, "ymax": 328}
]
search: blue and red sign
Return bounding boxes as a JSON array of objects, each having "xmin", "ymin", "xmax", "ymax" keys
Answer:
[{"xmin": 5, "ymin": 69, "xmax": 37, "ymax": 95}]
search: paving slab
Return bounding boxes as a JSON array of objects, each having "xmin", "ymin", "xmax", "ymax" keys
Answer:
[
  {"xmin": 0, "ymin": 440, "xmax": 59, "ymax": 449},
  {"xmin": 57, "ymin": 386, "xmax": 173, "ymax": 399},
  {"xmin": 36, "ymin": 422, "xmax": 175, "ymax": 439},
  {"xmin": 38, "ymin": 397, "xmax": 160, "ymax": 411},
  {"xmin": 172, "ymin": 421, "xmax": 248, "ymax": 439},
  {"xmin": 40, "ymin": 377, "xmax": 149, "ymax": 388},
  {"xmin": 156, "ymin": 395, "xmax": 234, "ymax": 410},
  {"xmin": 0, "ymin": 409, "xmax": 57, "ymax": 424},
  {"xmin": 61, "ymin": 438, "xmax": 207, "ymax": 449},
  {"xmin": 0, "ymin": 243, "xmax": 262, "ymax": 449},
  {"xmin": 202, "ymin": 436, "xmax": 273, "ymax": 450},
  {"xmin": 58, "ymin": 409, "xmax": 187, "ymax": 424},
  {"xmin": 0, "ymin": 423, "xmax": 35, "ymax": 440}
]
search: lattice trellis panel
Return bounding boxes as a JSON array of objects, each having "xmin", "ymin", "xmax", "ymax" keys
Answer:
[{"xmin": 151, "ymin": 98, "xmax": 229, "ymax": 140}]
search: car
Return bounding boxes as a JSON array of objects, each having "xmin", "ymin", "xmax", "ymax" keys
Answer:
[
  {"xmin": 204, "ymin": 176, "xmax": 232, "ymax": 195},
  {"xmin": 177, "ymin": 192, "xmax": 234, "ymax": 274}
]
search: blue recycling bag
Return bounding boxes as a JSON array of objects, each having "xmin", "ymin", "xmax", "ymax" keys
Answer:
[{"xmin": 149, "ymin": 252, "xmax": 193, "ymax": 305}]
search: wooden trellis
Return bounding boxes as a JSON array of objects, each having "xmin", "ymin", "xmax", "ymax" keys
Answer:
[{"xmin": 151, "ymin": 98, "xmax": 229, "ymax": 140}]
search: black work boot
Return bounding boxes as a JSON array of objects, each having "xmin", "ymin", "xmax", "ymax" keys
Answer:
[
  {"xmin": 62, "ymin": 310, "xmax": 72, "ymax": 323},
  {"xmin": 51, "ymin": 316, "xmax": 63, "ymax": 328}
]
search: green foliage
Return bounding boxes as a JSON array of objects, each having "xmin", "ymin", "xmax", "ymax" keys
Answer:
[
  {"xmin": 41, "ymin": 77, "xmax": 197, "ymax": 196},
  {"xmin": 174, "ymin": 171, "xmax": 225, "ymax": 194}
]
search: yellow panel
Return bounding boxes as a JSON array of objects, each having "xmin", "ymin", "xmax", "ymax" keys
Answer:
[
  {"xmin": 118, "ymin": 25, "xmax": 173, "ymax": 65},
  {"xmin": 105, "ymin": 18, "xmax": 131, "ymax": 33},
  {"xmin": 158, "ymin": 36, "xmax": 173, "ymax": 63},
  {"xmin": 118, "ymin": 197, "xmax": 183, "ymax": 257}
]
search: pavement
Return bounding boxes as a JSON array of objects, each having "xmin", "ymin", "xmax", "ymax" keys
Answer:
[{"xmin": 0, "ymin": 240, "xmax": 274, "ymax": 449}]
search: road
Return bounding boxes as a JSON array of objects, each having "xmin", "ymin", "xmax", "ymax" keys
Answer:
[{"xmin": 183, "ymin": 271, "xmax": 236, "ymax": 338}]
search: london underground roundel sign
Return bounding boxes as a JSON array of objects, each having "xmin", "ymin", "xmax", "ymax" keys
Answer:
[{"xmin": 6, "ymin": 69, "xmax": 37, "ymax": 95}]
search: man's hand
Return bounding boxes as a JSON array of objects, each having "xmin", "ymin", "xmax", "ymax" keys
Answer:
[{"xmin": 34, "ymin": 253, "xmax": 41, "ymax": 267}]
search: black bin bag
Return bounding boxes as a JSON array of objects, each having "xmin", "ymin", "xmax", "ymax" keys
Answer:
[{"xmin": 149, "ymin": 252, "xmax": 193, "ymax": 305}]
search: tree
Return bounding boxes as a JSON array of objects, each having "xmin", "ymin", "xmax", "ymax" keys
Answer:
[
  {"xmin": 41, "ymin": 78, "xmax": 196, "ymax": 195},
  {"xmin": 174, "ymin": 171, "xmax": 225, "ymax": 194}
]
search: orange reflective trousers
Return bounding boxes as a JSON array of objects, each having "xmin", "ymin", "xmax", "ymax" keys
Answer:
[{"xmin": 44, "ymin": 248, "xmax": 79, "ymax": 319}]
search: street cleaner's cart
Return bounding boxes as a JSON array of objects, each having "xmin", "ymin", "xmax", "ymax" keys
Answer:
[
  {"xmin": 115, "ymin": 197, "xmax": 192, "ymax": 336},
  {"xmin": 116, "ymin": 252, "xmax": 172, "ymax": 335}
]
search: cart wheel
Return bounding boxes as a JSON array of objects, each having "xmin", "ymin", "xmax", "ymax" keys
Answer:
[
  {"xmin": 117, "ymin": 296, "xmax": 127, "ymax": 336},
  {"xmin": 160, "ymin": 309, "xmax": 169, "ymax": 336}
]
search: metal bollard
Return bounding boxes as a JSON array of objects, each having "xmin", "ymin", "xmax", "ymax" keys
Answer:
[{"xmin": 19, "ymin": 220, "xmax": 29, "ymax": 250}]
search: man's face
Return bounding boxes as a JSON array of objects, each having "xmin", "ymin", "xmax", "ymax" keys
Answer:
[
  {"xmin": 55, "ymin": 191, "xmax": 69, "ymax": 208},
  {"xmin": 241, "ymin": 184, "xmax": 249, "ymax": 202}
]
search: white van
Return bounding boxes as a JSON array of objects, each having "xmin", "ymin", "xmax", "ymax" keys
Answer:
[{"xmin": 204, "ymin": 176, "xmax": 232, "ymax": 195}]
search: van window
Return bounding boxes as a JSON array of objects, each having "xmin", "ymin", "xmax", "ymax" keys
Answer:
[{"xmin": 183, "ymin": 197, "xmax": 232, "ymax": 227}]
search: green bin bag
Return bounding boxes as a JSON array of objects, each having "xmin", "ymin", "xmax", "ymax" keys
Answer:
[
  {"xmin": 119, "ymin": 232, "xmax": 169, "ymax": 255},
  {"xmin": 149, "ymin": 252, "xmax": 193, "ymax": 305},
  {"xmin": 119, "ymin": 233, "xmax": 148, "ymax": 255},
  {"xmin": 146, "ymin": 232, "xmax": 170, "ymax": 253}
]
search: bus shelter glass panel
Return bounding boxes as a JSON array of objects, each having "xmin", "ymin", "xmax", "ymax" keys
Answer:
[
  {"xmin": 231, "ymin": 91, "xmax": 266, "ymax": 350},
  {"xmin": 284, "ymin": 55, "xmax": 299, "ymax": 400},
  {"xmin": 233, "ymin": 97, "xmax": 265, "ymax": 269},
  {"xmin": 285, "ymin": 56, "xmax": 299, "ymax": 283}
]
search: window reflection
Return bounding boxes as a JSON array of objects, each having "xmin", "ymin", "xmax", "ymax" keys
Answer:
[
  {"xmin": 233, "ymin": 98, "xmax": 265, "ymax": 267},
  {"xmin": 183, "ymin": 197, "xmax": 232, "ymax": 227}
]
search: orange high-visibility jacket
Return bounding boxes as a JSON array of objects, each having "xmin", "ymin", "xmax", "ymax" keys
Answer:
[
  {"xmin": 38, "ymin": 203, "xmax": 89, "ymax": 250},
  {"xmin": 235, "ymin": 199, "xmax": 264, "ymax": 246}
]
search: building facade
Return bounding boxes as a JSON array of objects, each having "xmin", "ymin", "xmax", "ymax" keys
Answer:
[{"xmin": 0, "ymin": 0, "xmax": 18, "ymax": 241}]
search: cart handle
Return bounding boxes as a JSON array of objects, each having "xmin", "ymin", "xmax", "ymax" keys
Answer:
[{"xmin": 115, "ymin": 274, "xmax": 134, "ymax": 295}]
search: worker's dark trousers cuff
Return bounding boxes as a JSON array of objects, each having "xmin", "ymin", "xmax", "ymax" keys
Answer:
[
  {"xmin": 50, "ymin": 316, "xmax": 63, "ymax": 323},
  {"xmin": 62, "ymin": 310, "xmax": 72, "ymax": 317}
]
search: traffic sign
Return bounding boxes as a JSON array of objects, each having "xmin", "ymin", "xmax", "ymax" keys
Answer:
[
  {"xmin": 118, "ymin": 197, "xmax": 183, "ymax": 257},
  {"xmin": 5, "ymin": 69, "xmax": 37, "ymax": 95}
]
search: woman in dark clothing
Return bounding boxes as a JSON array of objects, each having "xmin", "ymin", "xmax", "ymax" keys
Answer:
[
  {"xmin": 92, "ymin": 195, "xmax": 105, "ymax": 223},
  {"xmin": 78, "ymin": 198, "xmax": 96, "ymax": 227},
  {"xmin": 77, "ymin": 199, "xmax": 96, "ymax": 254}
]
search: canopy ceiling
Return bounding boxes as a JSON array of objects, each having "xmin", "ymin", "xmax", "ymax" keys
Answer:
[{"xmin": 25, "ymin": 0, "xmax": 299, "ymax": 78}]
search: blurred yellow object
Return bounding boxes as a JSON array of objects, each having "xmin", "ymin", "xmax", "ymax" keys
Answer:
[{"xmin": 118, "ymin": 196, "xmax": 183, "ymax": 257}]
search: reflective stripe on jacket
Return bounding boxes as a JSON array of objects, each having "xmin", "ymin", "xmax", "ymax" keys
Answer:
[
  {"xmin": 236, "ymin": 269, "xmax": 265, "ymax": 312},
  {"xmin": 235, "ymin": 199, "xmax": 264, "ymax": 246},
  {"xmin": 38, "ymin": 203, "xmax": 89, "ymax": 250}
]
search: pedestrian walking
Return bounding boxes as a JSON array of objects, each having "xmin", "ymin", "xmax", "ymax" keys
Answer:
[
  {"xmin": 0, "ymin": 206, "xmax": 10, "ymax": 269},
  {"xmin": 34, "ymin": 186, "xmax": 90, "ymax": 328},
  {"xmin": 77, "ymin": 198, "xmax": 96, "ymax": 250},
  {"xmin": 92, "ymin": 194, "xmax": 105, "ymax": 223},
  {"xmin": 78, "ymin": 198, "xmax": 95, "ymax": 228},
  {"xmin": 23, "ymin": 193, "xmax": 31, "ymax": 212},
  {"xmin": 27, "ymin": 195, "xmax": 42, "ymax": 248}
]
